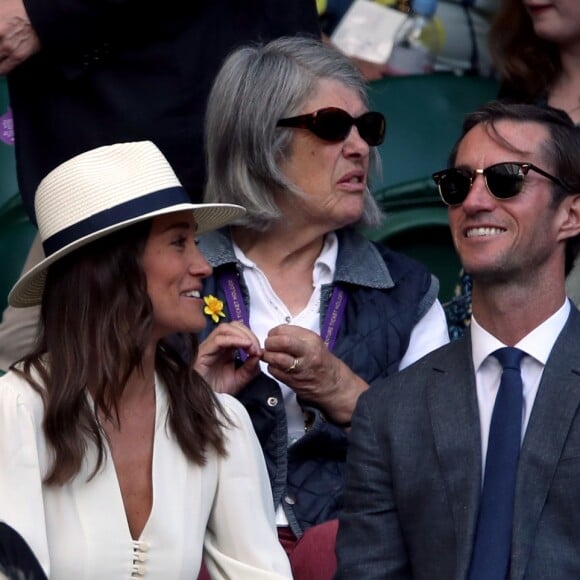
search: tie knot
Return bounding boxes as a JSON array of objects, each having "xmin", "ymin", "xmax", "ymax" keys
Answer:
[{"xmin": 493, "ymin": 346, "xmax": 525, "ymax": 371}]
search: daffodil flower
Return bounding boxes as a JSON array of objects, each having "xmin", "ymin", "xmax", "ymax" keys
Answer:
[{"xmin": 203, "ymin": 294, "xmax": 226, "ymax": 323}]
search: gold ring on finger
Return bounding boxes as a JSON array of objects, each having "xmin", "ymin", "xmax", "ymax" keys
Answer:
[{"xmin": 286, "ymin": 358, "xmax": 300, "ymax": 373}]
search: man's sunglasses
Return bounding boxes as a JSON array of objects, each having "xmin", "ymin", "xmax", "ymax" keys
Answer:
[
  {"xmin": 277, "ymin": 107, "xmax": 386, "ymax": 146},
  {"xmin": 432, "ymin": 161, "xmax": 565, "ymax": 206}
]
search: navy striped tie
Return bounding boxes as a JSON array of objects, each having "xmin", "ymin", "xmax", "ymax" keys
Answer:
[{"xmin": 469, "ymin": 347, "xmax": 525, "ymax": 580}]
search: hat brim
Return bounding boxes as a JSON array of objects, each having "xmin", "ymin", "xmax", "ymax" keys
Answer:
[{"xmin": 9, "ymin": 203, "xmax": 244, "ymax": 308}]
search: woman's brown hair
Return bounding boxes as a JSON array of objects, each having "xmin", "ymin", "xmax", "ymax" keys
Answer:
[
  {"xmin": 489, "ymin": 0, "xmax": 560, "ymax": 100},
  {"xmin": 12, "ymin": 220, "xmax": 228, "ymax": 485}
]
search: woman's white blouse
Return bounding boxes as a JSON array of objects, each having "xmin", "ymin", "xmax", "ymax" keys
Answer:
[{"xmin": 0, "ymin": 371, "xmax": 292, "ymax": 579}]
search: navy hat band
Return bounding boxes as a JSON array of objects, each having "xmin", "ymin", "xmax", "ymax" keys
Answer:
[{"xmin": 42, "ymin": 187, "xmax": 190, "ymax": 257}]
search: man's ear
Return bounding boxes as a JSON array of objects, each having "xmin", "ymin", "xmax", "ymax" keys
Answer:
[{"xmin": 558, "ymin": 194, "xmax": 580, "ymax": 242}]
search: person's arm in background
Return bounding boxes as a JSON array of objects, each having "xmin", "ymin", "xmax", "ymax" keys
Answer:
[
  {"xmin": 0, "ymin": 0, "xmax": 40, "ymax": 74},
  {"xmin": 0, "ymin": 0, "xmax": 190, "ymax": 77},
  {"xmin": 262, "ymin": 276, "xmax": 449, "ymax": 427},
  {"xmin": 322, "ymin": 32, "xmax": 390, "ymax": 81},
  {"xmin": 0, "ymin": 523, "xmax": 47, "ymax": 580}
]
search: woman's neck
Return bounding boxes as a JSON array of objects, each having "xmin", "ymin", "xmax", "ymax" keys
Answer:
[
  {"xmin": 231, "ymin": 226, "xmax": 328, "ymax": 315},
  {"xmin": 231, "ymin": 225, "xmax": 326, "ymax": 273},
  {"xmin": 118, "ymin": 350, "xmax": 156, "ymax": 407},
  {"xmin": 549, "ymin": 44, "xmax": 580, "ymax": 122}
]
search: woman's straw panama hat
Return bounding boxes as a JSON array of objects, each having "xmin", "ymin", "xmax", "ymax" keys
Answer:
[{"xmin": 8, "ymin": 141, "xmax": 245, "ymax": 308}]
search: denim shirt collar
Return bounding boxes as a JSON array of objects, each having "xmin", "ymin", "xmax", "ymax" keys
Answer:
[{"xmin": 198, "ymin": 227, "xmax": 394, "ymax": 290}]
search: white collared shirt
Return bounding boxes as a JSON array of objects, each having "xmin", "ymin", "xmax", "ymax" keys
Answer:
[
  {"xmin": 233, "ymin": 233, "xmax": 339, "ymax": 445},
  {"xmin": 471, "ymin": 299, "xmax": 570, "ymax": 474}
]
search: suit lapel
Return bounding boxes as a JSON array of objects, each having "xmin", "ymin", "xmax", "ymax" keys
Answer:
[
  {"xmin": 511, "ymin": 307, "xmax": 580, "ymax": 579},
  {"xmin": 427, "ymin": 335, "xmax": 483, "ymax": 579}
]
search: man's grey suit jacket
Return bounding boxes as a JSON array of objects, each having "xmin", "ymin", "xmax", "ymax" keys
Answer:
[{"xmin": 336, "ymin": 305, "xmax": 580, "ymax": 579}]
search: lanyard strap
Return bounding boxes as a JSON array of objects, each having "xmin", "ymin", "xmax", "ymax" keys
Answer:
[
  {"xmin": 220, "ymin": 270, "xmax": 250, "ymax": 327},
  {"xmin": 321, "ymin": 282, "xmax": 347, "ymax": 352},
  {"xmin": 218, "ymin": 270, "xmax": 347, "ymax": 358}
]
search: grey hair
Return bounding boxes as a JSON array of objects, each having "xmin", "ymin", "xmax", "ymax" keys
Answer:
[{"xmin": 203, "ymin": 35, "xmax": 383, "ymax": 231}]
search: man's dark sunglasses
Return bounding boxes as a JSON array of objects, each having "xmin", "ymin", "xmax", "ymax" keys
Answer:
[
  {"xmin": 432, "ymin": 161, "xmax": 565, "ymax": 206},
  {"xmin": 277, "ymin": 107, "xmax": 386, "ymax": 146}
]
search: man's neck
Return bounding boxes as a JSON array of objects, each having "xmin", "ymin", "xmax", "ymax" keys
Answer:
[{"xmin": 471, "ymin": 282, "xmax": 567, "ymax": 346}]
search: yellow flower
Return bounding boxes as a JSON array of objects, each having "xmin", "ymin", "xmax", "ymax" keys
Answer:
[{"xmin": 204, "ymin": 294, "xmax": 226, "ymax": 323}]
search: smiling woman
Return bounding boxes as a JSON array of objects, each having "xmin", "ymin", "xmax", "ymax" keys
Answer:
[
  {"xmin": 194, "ymin": 35, "xmax": 451, "ymax": 579},
  {"xmin": 142, "ymin": 212, "xmax": 213, "ymax": 340},
  {"xmin": 0, "ymin": 141, "xmax": 294, "ymax": 579}
]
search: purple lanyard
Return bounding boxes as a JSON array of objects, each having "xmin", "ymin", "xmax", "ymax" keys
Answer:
[{"xmin": 219, "ymin": 271, "xmax": 347, "ymax": 360}]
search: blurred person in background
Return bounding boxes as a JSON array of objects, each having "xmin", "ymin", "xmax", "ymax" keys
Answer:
[
  {"xmin": 436, "ymin": 0, "xmax": 499, "ymax": 76},
  {"xmin": 319, "ymin": 0, "xmax": 499, "ymax": 77},
  {"xmin": 0, "ymin": 0, "xmax": 320, "ymax": 373},
  {"xmin": 0, "ymin": 522, "xmax": 46, "ymax": 580},
  {"xmin": 490, "ymin": 0, "xmax": 580, "ymax": 124}
]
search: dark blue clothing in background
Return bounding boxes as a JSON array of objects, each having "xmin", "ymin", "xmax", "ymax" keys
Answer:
[
  {"xmin": 9, "ymin": 0, "xmax": 320, "ymax": 222},
  {"xmin": 0, "ymin": 522, "xmax": 46, "ymax": 580}
]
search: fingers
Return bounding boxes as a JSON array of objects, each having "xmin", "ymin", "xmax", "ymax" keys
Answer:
[
  {"xmin": 232, "ymin": 353, "xmax": 262, "ymax": 387},
  {"xmin": 264, "ymin": 324, "xmax": 319, "ymax": 354},
  {"xmin": 206, "ymin": 352, "xmax": 262, "ymax": 395},
  {"xmin": 194, "ymin": 322, "xmax": 263, "ymax": 396},
  {"xmin": 262, "ymin": 325, "xmax": 333, "ymax": 389},
  {"xmin": 285, "ymin": 358, "xmax": 301, "ymax": 374},
  {"xmin": 201, "ymin": 321, "xmax": 262, "ymax": 358},
  {"xmin": 0, "ymin": 11, "xmax": 41, "ymax": 74},
  {"xmin": 263, "ymin": 324, "xmax": 324, "ymax": 369}
]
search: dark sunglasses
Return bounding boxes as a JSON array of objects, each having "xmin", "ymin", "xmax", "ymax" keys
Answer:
[
  {"xmin": 432, "ymin": 161, "xmax": 565, "ymax": 206},
  {"xmin": 277, "ymin": 107, "xmax": 386, "ymax": 146}
]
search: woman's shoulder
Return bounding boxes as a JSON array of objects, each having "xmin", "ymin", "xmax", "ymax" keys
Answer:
[
  {"xmin": 212, "ymin": 393, "xmax": 268, "ymax": 477},
  {"xmin": 0, "ymin": 369, "xmax": 44, "ymax": 404},
  {"xmin": 371, "ymin": 238, "xmax": 434, "ymax": 284},
  {"xmin": 0, "ymin": 369, "xmax": 45, "ymax": 423},
  {"xmin": 214, "ymin": 393, "xmax": 265, "ymax": 449},
  {"xmin": 214, "ymin": 393, "xmax": 252, "ymax": 429},
  {"xmin": 339, "ymin": 228, "xmax": 430, "ymax": 272}
]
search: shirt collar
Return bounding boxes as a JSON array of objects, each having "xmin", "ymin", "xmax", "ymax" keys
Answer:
[
  {"xmin": 471, "ymin": 298, "xmax": 570, "ymax": 372},
  {"xmin": 313, "ymin": 232, "xmax": 337, "ymax": 286},
  {"xmin": 232, "ymin": 232, "xmax": 338, "ymax": 286},
  {"xmin": 199, "ymin": 227, "xmax": 396, "ymax": 290}
]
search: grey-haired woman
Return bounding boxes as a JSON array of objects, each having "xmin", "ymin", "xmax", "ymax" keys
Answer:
[{"xmin": 195, "ymin": 36, "xmax": 450, "ymax": 578}]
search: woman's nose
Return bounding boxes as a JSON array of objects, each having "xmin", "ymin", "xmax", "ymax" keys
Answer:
[
  {"xmin": 189, "ymin": 245, "xmax": 213, "ymax": 278},
  {"xmin": 343, "ymin": 126, "xmax": 370, "ymax": 157}
]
